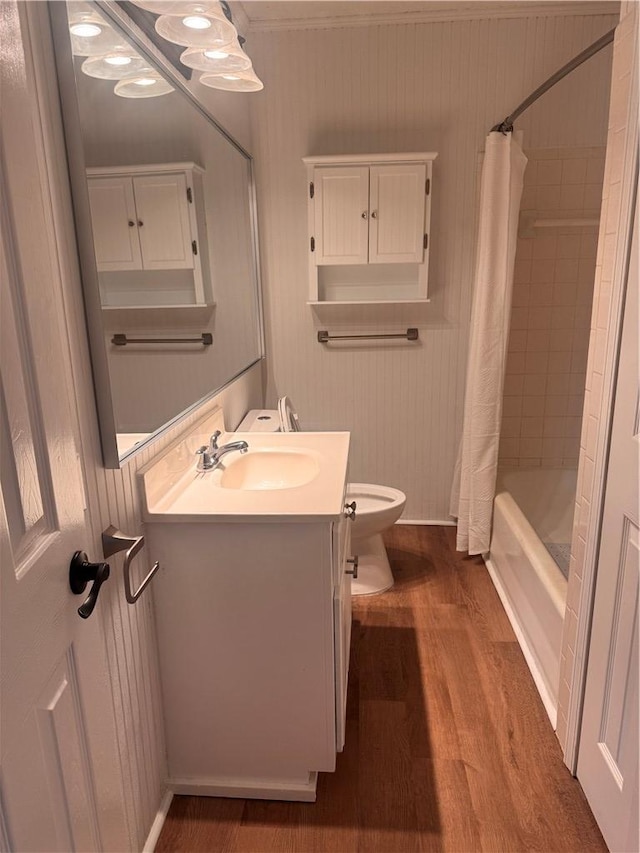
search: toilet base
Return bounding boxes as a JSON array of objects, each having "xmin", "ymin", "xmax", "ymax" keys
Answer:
[{"xmin": 350, "ymin": 533, "xmax": 394, "ymax": 596}]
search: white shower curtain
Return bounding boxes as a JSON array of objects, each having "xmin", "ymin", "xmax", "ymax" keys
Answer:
[{"xmin": 450, "ymin": 131, "xmax": 527, "ymax": 555}]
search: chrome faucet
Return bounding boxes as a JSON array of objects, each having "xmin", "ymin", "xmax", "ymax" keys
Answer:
[{"xmin": 195, "ymin": 430, "xmax": 248, "ymax": 471}]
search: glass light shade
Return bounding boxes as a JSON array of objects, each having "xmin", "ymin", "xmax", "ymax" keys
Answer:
[
  {"xmin": 69, "ymin": 14, "xmax": 131, "ymax": 57},
  {"xmin": 81, "ymin": 51, "xmax": 152, "ymax": 80},
  {"xmin": 154, "ymin": 12, "xmax": 236, "ymax": 48},
  {"xmin": 181, "ymin": 43, "xmax": 251, "ymax": 74},
  {"xmin": 114, "ymin": 73, "xmax": 175, "ymax": 98},
  {"xmin": 199, "ymin": 68, "xmax": 263, "ymax": 92},
  {"xmin": 130, "ymin": 1, "xmax": 225, "ymax": 15}
]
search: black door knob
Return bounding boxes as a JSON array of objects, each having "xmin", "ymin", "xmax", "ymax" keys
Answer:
[{"xmin": 69, "ymin": 551, "xmax": 110, "ymax": 619}]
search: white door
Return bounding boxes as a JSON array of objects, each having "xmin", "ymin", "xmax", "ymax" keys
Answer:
[
  {"xmin": 369, "ymin": 163, "xmax": 426, "ymax": 264},
  {"xmin": 314, "ymin": 166, "xmax": 370, "ymax": 265},
  {"xmin": 1, "ymin": 4, "xmax": 128, "ymax": 850},
  {"xmin": 577, "ymin": 185, "xmax": 639, "ymax": 852},
  {"xmin": 87, "ymin": 177, "xmax": 143, "ymax": 271},
  {"xmin": 133, "ymin": 173, "xmax": 194, "ymax": 270}
]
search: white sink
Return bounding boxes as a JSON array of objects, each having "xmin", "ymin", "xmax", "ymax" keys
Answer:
[
  {"xmin": 220, "ymin": 449, "xmax": 320, "ymax": 490},
  {"xmin": 139, "ymin": 408, "xmax": 350, "ymax": 522}
]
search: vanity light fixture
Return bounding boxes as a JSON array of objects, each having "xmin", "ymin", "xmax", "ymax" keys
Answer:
[
  {"xmin": 70, "ymin": 19, "xmax": 132, "ymax": 56},
  {"xmin": 114, "ymin": 73, "xmax": 175, "ymax": 98},
  {"xmin": 181, "ymin": 42, "xmax": 251, "ymax": 74},
  {"xmin": 70, "ymin": 21, "xmax": 102, "ymax": 37},
  {"xmin": 154, "ymin": 11, "xmax": 237, "ymax": 49},
  {"xmin": 81, "ymin": 51, "xmax": 152, "ymax": 80},
  {"xmin": 200, "ymin": 67, "xmax": 263, "ymax": 92},
  {"xmin": 130, "ymin": 0, "xmax": 263, "ymax": 90}
]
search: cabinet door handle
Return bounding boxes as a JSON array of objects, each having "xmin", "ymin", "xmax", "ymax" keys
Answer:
[
  {"xmin": 371, "ymin": 210, "xmax": 378, "ymax": 219},
  {"xmin": 361, "ymin": 211, "xmax": 368, "ymax": 219},
  {"xmin": 345, "ymin": 556, "xmax": 359, "ymax": 579},
  {"xmin": 344, "ymin": 500, "xmax": 357, "ymax": 520}
]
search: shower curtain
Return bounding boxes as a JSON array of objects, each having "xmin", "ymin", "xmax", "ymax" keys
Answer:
[{"xmin": 450, "ymin": 131, "xmax": 527, "ymax": 555}]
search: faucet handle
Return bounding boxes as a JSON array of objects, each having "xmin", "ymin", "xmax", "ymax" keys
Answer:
[
  {"xmin": 195, "ymin": 445, "xmax": 214, "ymax": 471},
  {"xmin": 209, "ymin": 430, "xmax": 222, "ymax": 451}
]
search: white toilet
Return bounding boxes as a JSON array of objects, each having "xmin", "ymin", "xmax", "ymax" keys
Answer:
[{"xmin": 237, "ymin": 398, "xmax": 406, "ymax": 595}]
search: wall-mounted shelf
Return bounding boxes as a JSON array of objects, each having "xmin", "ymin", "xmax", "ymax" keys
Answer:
[
  {"xmin": 101, "ymin": 303, "xmax": 215, "ymax": 330},
  {"xmin": 519, "ymin": 210, "xmax": 600, "ymax": 237},
  {"xmin": 307, "ymin": 299, "xmax": 431, "ymax": 307},
  {"xmin": 303, "ymin": 152, "xmax": 437, "ymax": 305}
]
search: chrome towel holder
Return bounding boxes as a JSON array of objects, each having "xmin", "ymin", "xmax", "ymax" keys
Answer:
[
  {"xmin": 317, "ymin": 328, "xmax": 419, "ymax": 343},
  {"xmin": 111, "ymin": 333, "xmax": 213, "ymax": 347},
  {"xmin": 102, "ymin": 525, "xmax": 160, "ymax": 604}
]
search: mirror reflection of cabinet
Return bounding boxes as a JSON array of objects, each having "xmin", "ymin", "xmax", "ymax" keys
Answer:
[
  {"xmin": 87, "ymin": 162, "xmax": 212, "ymax": 308},
  {"xmin": 304, "ymin": 153, "xmax": 437, "ymax": 304}
]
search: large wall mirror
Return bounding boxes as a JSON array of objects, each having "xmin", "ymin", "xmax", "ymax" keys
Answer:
[{"xmin": 50, "ymin": 1, "xmax": 263, "ymax": 467}]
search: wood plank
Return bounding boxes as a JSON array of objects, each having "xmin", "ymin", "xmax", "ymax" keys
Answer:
[{"xmin": 155, "ymin": 525, "xmax": 606, "ymax": 853}]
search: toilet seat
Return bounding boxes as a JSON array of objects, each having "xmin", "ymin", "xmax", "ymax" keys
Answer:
[{"xmin": 277, "ymin": 396, "xmax": 301, "ymax": 432}]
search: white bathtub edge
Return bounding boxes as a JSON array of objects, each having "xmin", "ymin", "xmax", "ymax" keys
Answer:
[
  {"xmin": 494, "ymin": 491, "xmax": 567, "ymax": 617},
  {"xmin": 484, "ymin": 555, "xmax": 558, "ymax": 730}
]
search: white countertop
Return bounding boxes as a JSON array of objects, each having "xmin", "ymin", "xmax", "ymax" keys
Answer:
[{"xmin": 141, "ymin": 430, "xmax": 351, "ymax": 524}]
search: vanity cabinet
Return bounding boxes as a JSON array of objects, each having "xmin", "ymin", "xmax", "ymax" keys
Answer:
[
  {"xmin": 304, "ymin": 153, "xmax": 437, "ymax": 303},
  {"xmin": 87, "ymin": 162, "xmax": 211, "ymax": 307},
  {"xmin": 145, "ymin": 511, "xmax": 353, "ymax": 801}
]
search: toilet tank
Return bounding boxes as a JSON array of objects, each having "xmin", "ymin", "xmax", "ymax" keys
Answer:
[{"xmin": 236, "ymin": 409, "xmax": 280, "ymax": 432}]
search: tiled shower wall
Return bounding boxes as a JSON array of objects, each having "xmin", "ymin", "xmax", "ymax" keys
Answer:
[{"xmin": 500, "ymin": 146, "xmax": 606, "ymax": 469}]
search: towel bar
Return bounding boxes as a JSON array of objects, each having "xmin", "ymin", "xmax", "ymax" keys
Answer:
[
  {"xmin": 111, "ymin": 333, "xmax": 212, "ymax": 346},
  {"xmin": 317, "ymin": 328, "xmax": 418, "ymax": 343}
]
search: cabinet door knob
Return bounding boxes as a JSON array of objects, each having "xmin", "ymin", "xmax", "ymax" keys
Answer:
[
  {"xmin": 137, "ymin": 220, "xmax": 144, "ymax": 227},
  {"xmin": 345, "ymin": 556, "xmax": 359, "ymax": 579},
  {"xmin": 344, "ymin": 500, "xmax": 357, "ymax": 519},
  {"xmin": 128, "ymin": 220, "xmax": 135, "ymax": 227},
  {"xmin": 361, "ymin": 211, "xmax": 368, "ymax": 219},
  {"xmin": 371, "ymin": 210, "xmax": 378, "ymax": 219}
]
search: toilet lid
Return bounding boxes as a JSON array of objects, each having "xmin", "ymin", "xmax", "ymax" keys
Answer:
[{"xmin": 277, "ymin": 396, "xmax": 301, "ymax": 432}]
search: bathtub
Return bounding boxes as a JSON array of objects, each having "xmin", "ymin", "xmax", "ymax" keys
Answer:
[{"xmin": 485, "ymin": 468, "xmax": 576, "ymax": 727}]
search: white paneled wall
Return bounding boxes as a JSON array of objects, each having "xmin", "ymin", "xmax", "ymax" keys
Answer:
[{"xmin": 250, "ymin": 11, "xmax": 615, "ymax": 521}]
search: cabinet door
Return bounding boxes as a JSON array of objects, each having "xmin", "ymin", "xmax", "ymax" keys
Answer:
[
  {"xmin": 369, "ymin": 163, "xmax": 426, "ymax": 263},
  {"xmin": 314, "ymin": 166, "xmax": 369, "ymax": 265},
  {"xmin": 333, "ymin": 519, "xmax": 352, "ymax": 752},
  {"xmin": 87, "ymin": 176, "xmax": 142, "ymax": 271},
  {"xmin": 132, "ymin": 173, "xmax": 194, "ymax": 270}
]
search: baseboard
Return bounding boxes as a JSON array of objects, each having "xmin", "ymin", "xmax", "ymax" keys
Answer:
[
  {"xmin": 484, "ymin": 556, "xmax": 558, "ymax": 728},
  {"xmin": 397, "ymin": 519, "xmax": 456, "ymax": 526},
  {"xmin": 142, "ymin": 789, "xmax": 173, "ymax": 853},
  {"xmin": 167, "ymin": 772, "xmax": 318, "ymax": 802}
]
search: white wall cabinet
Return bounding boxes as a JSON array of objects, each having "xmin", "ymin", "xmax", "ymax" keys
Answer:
[
  {"xmin": 87, "ymin": 162, "xmax": 211, "ymax": 308},
  {"xmin": 145, "ymin": 511, "xmax": 354, "ymax": 802},
  {"xmin": 304, "ymin": 153, "xmax": 437, "ymax": 303}
]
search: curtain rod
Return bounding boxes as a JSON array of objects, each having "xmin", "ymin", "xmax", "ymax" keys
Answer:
[{"xmin": 491, "ymin": 27, "xmax": 616, "ymax": 134}]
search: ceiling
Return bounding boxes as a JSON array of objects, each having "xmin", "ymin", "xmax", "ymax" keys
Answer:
[{"xmin": 236, "ymin": 1, "xmax": 619, "ymax": 31}]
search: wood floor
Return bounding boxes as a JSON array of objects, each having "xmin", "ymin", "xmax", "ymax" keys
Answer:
[{"xmin": 155, "ymin": 525, "xmax": 606, "ymax": 853}]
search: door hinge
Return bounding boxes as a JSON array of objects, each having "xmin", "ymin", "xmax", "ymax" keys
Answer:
[
  {"xmin": 187, "ymin": 187, "xmax": 193, "ymax": 203},
  {"xmin": 192, "ymin": 240, "xmax": 198, "ymax": 255},
  {"xmin": 423, "ymin": 233, "xmax": 428, "ymax": 249},
  {"xmin": 310, "ymin": 236, "xmax": 315, "ymax": 252},
  {"xmin": 425, "ymin": 178, "xmax": 430, "ymax": 195},
  {"xmin": 309, "ymin": 182, "xmax": 314, "ymax": 199}
]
